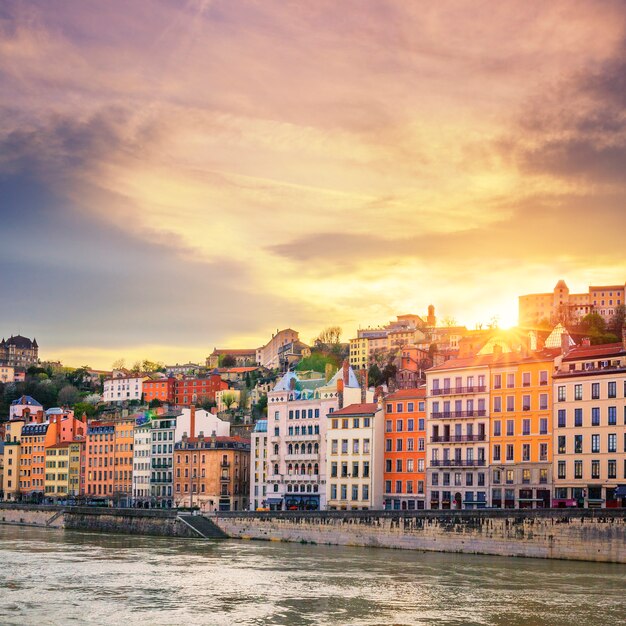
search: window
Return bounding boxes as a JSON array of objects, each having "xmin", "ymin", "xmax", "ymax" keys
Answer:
[
  {"xmin": 396, "ymin": 403, "xmax": 403, "ymax": 413},
  {"xmin": 362, "ymin": 484, "xmax": 369, "ymax": 501},
  {"xmin": 608, "ymin": 381, "xmax": 616, "ymax": 399},
  {"xmin": 506, "ymin": 444, "xmax": 514, "ymax": 461},
  {"xmin": 506, "ymin": 397, "xmax": 515, "ymax": 412},
  {"xmin": 506, "ymin": 470, "xmax": 514, "ymax": 484},
  {"xmin": 363, "ymin": 439, "xmax": 370, "ymax": 453},
  {"xmin": 591, "ymin": 407, "xmax": 600, "ymax": 426},
  {"xmin": 385, "ymin": 439, "xmax": 392, "ymax": 452},
  {"xmin": 506, "ymin": 373, "xmax": 515, "ymax": 388},
  {"xmin": 558, "ymin": 461, "xmax": 566, "ymax": 479},
  {"xmin": 574, "ymin": 460, "xmax": 583, "ymax": 479},
  {"xmin": 506, "ymin": 420, "xmax": 514, "ymax": 436},
  {"xmin": 385, "ymin": 420, "xmax": 392, "ymax": 433},
  {"xmin": 494, "ymin": 374, "xmax": 502, "ymax": 389},
  {"xmin": 574, "ymin": 409, "xmax": 583, "ymax": 427},
  {"xmin": 591, "ymin": 383, "xmax": 600, "ymax": 400},
  {"xmin": 353, "ymin": 418, "xmax": 359, "ymax": 429},
  {"xmin": 522, "ymin": 469, "xmax": 531, "ymax": 484},
  {"xmin": 591, "ymin": 434, "xmax": 600, "ymax": 453},
  {"xmin": 608, "ymin": 406, "xmax": 617, "ymax": 426},
  {"xmin": 353, "ymin": 440, "xmax": 360, "ymax": 454},
  {"xmin": 493, "ymin": 444, "xmax": 501, "ymax": 461},
  {"xmin": 493, "ymin": 397, "xmax": 502, "ymax": 413},
  {"xmin": 330, "ymin": 484, "xmax": 337, "ymax": 500},
  {"xmin": 608, "ymin": 460, "xmax": 617, "ymax": 479},
  {"xmin": 493, "ymin": 469, "xmax": 501, "ymax": 484},
  {"xmin": 493, "ymin": 420, "xmax": 501, "ymax": 436},
  {"xmin": 396, "ymin": 439, "xmax": 403, "ymax": 452},
  {"xmin": 331, "ymin": 440, "xmax": 338, "ymax": 454},
  {"xmin": 407, "ymin": 438, "xmax": 414, "ymax": 451},
  {"xmin": 557, "ymin": 386, "xmax": 566, "ymax": 402},
  {"xmin": 352, "ymin": 485, "xmax": 359, "ymax": 501},
  {"xmin": 274, "ymin": 427, "xmax": 279, "ymax": 436},
  {"xmin": 407, "ymin": 419, "xmax": 414, "ymax": 431},
  {"xmin": 407, "ymin": 459, "xmax": 414, "ymax": 472},
  {"xmin": 386, "ymin": 404, "xmax": 393, "ymax": 413},
  {"xmin": 557, "ymin": 410, "xmax": 566, "ymax": 428},
  {"xmin": 396, "ymin": 459, "xmax": 402, "ymax": 472},
  {"xmin": 574, "ymin": 435, "xmax": 583, "ymax": 454},
  {"xmin": 539, "ymin": 370, "xmax": 548, "ymax": 386},
  {"xmin": 407, "ymin": 403, "xmax": 414, "ymax": 412},
  {"xmin": 385, "ymin": 480, "xmax": 392, "ymax": 493},
  {"xmin": 331, "ymin": 462, "xmax": 338, "ymax": 478},
  {"xmin": 522, "ymin": 395, "xmax": 531, "ymax": 411},
  {"xmin": 558, "ymin": 436, "xmax": 566, "ymax": 454},
  {"xmin": 539, "ymin": 418, "xmax": 548, "ymax": 435},
  {"xmin": 574, "ymin": 384, "xmax": 583, "ymax": 401},
  {"xmin": 396, "ymin": 419, "xmax": 403, "ymax": 432},
  {"xmin": 591, "ymin": 460, "xmax": 600, "ymax": 480},
  {"xmin": 522, "ymin": 372, "xmax": 531, "ymax": 387},
  {"xmin": 340, "ymin": 485, "xmax": 347, "ymax": 500},
  {"xmin": 522, "ymin": 419, "xmax": 531, "ymax": 436},
  {"xmin": 608, "ymin": 433, "xmax": 617, "ymax": 453},
  {"xmin": 539, "ymin": 443, "xmax": 548, "ymax": 461},
  {"xmin": 341, "ymin": 440, "xmax": 348, "ymax": 454},
  {"xmin": 539, "ymin": 394, "xmax": 548, "ymax": 410}
]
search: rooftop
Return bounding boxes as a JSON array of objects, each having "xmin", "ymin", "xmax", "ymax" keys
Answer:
[{"xmin": 331, "ymin": 402, "xmax": 379, "ymax": 416}]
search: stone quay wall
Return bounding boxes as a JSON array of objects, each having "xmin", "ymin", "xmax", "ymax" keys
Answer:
[
  {"xmin": 0, "ymin": 504, "xmax": 196, "ymax": 538},
  {"xmin": 213, "ymin": 509, "xmax": 626, "ymax": 563}
]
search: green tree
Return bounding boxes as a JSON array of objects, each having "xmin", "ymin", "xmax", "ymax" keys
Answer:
[
  {"xmin": 73, "ymin": 401, "xmax": 97, "ymax": 420},
  {"xmin": 296, "ymin": 351, "xmax": 339, "ymax": 374},
  {"xmin": 609, "ymin": 305, "xmax": 626, "ymax": 336},
  {"xmin": 149, "ymin": 398, "xmax": 163, "ymax": 408},
  {"xmin": 221, "ymin": 355, "xmax": 237, "ymax": 367},
  {"xmin": 58, "ymin": 385, "xmax": 80, "ymax": 406},
  {"xmin": 221, "ymin": 392, "xmax": 237, "ymax": 410},
  {"xmin": 367, "ymin": 363, "xmax": 382, "ymax": 387}
]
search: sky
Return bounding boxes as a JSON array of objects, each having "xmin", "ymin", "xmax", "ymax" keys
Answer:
[{"xmin": 1, "ymin": 0, "xmax": 625, "ymax": 369}]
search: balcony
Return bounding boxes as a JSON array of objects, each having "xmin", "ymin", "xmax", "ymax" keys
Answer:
[
  {"xmin": 221, "ymin": 462, "xmax": 231, "ymax": 468},
  {"xmin": 285, "ymin": 433, "xmax": 320, "ymax": 442},
  {"xmin": 431, "ymin": 386, "xmax": 487, "ymax": 396},
  {"xmin": 285, "ymin": 453, "xmax": 319, "ymax": 461},
  {"xmin": 429, "ymin": 459, "xmax": 486, "ymax": 467},
  {"xmin": 430, "ymin": 434, "xmax": 486, "ymax": 443},
  {"xmin": 431, "ymin": 410, "xmax": 486, "ymax": 419}
]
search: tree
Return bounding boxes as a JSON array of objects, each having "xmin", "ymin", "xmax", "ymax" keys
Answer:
[
  {"xmin": 149, "ymin": 398, "xmax": 163, "ymax": 408},
  {"xmin": 577, "ymin": 312, "xmax": 618, "ymax": 345},
  {"xmin": 609, "ymin": 305, "xmax": 626, "ymax": 336},
  {"xmin": 111, "ymin": 359, "xmax": 125, "ymax": 370},
  {"xmin": 314, "ymin": 326, "xmax": 342, "ymax": 349},
  {"xmin": 221, "ymin": 392, "xmax": 237, "ymax": 410},
  {"xmin": 442, "ymin": 316, "xmax": 457, "ymax": 327},
  {"xmin": 200, "ymin": 398, "xmax": 217, "ymax": 412},
  {"xmin": 57, "ymin": 385, "xmax": 80, "ymax": 406},
  {"xmin": 367, "ymin": 363, "xmax": 382, "ymax": 387},
  {"xmin": 382, "ymin": 361, "xmax": 397, "ymax": 385},
  {"xmin": 221, "ymin": 355, "xmax": 237, "ymax": 367},
  {"xmin": 73, "ymin": 401, "xmax": 96, "ymax": 420},
  {"xmin": 296, "ymin": 351, "xmax": 338, "ymax": 374},
  {"xmin": 253, "ymin": 394, "xmax": 268, "ymax": 418}
]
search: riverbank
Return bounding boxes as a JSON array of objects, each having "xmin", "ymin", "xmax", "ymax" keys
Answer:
[{"xmin": 2, "ymin": 504, "xmax": 625, "ymax": 563}]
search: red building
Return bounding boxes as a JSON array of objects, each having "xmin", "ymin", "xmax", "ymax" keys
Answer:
[
  {"xmin": 143, "ymin": 377, "xmax": 176, "ymax": 404},
  {"xmin": 174, "ymin": 374, "xmax": 229, "ymax": 405},
  {"xmin": 383, "ymin": 388, "xmax": 427, "ymax": 510}
]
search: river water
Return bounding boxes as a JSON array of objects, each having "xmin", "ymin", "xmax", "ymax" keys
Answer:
[{"xmin": 1, "ymin": 525, "xmax": 624, "ymax": 625}]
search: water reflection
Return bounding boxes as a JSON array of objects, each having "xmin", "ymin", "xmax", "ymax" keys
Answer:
[{"xmin": 1, "ymin": 525, "xmax": 624, "ymax": 625}]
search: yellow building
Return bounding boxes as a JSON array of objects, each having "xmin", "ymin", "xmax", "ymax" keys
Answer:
[
  {"xmin": 45, "ymin": 443, "xmax": 71, "ymax": 499},
  {"xmin": 68, "ymin": 440, "xmax": 84, "ymax": 497},
  {"xmin": 2, "ymin": 420, "xmax": 25, "ymax": 501}
]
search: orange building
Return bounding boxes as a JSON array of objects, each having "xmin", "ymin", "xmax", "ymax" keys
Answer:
[
  {"xmin": 174, "ymin": 433, "xmax": 250, "ymax": 512},
  {"xmin": 143, "ymin": 377, "xmax": 176, "ymax": 404},
  {"xmin": 114, "ymin": 420, "xmax": 134, "ymax": 506},
  {"xmin": 174, "ymin": 374, "xmax": 229, "ymax": 405},
  {"xmin": 489, "ymin": 349, "xmax": 559, "ymax": 508},
  {"xmin": 85, "ymin": 422, "xmax": 116, "ymax": 500},
  {"xmin": 383, "ymin": 388, "xmax": 427, "ymax": 510},
  {"xmin": 19, "ymin": 413, "xmax": 86, "ymax": 499}
]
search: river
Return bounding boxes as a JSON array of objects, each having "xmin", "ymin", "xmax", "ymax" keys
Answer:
[{"xmin": 1, "ymin": 525, "xmax": 624, "ymax": 625}]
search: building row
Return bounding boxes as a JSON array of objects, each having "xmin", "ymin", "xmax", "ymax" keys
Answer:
[{"xmin": 251, "ymin": 337, "xmax": 626, "ymax": 511}]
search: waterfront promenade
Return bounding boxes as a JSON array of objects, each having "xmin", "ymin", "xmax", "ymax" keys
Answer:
[{"xmin": 2, "ymin": 503, "xmax": 625, "ymax": 563}]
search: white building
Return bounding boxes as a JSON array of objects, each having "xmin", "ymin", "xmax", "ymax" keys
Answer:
[
  {"xmin": 263, "ymin": 362, "xmax": 371, "ymax": 510},
  {"xmin": 325, "ymin": 402, "xmax": 385, "ymax": 510},
  {"xmin": 250, "ymin": 419, "xmax": 268, "ymax": 510},
  {"xmin": 103, "ymin": 374, "xmax": 148, "ymax": 403},
  {"xmin": 175, "ymin": 407, "xmax": 230, "ymax": 441},
  {"xmin": 132, "ymin": 421, "xmax": 152, "ymax": 507}
]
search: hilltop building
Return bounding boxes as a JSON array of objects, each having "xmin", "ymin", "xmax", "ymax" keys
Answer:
[{"xmin": 0, "ymin": 335, "xmax": 39, "ymax": 368}]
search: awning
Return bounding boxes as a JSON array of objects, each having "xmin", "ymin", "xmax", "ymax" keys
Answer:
[
  {"xmin": 614, "ymin": 485, "xmax": 626, "ymax": 498},
  {"xmin": 266, "ymin": 497, "xmax": 283, "ymax": 504}
]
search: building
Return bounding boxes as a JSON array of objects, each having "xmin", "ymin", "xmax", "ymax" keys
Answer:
[
  {"xmin": 103, "ymin": 374, "xmax": 148, "ymax": 403},
  {"xmin": 552, "ymin": 338, "xmax": 626, "ymax": 508},
  {"xmin": 165, "ymin": 363, "xmax": 202, "ymax": 377},
  {"xmin": 44, "ymin": 442, "xmax": 72, "ymax": 500},
  {"xmin": 250, "ymin": 419, "xmax": 268, "ymax": 510},
  {"xmin": 175, "ymin": 406, "xmax": 230, "ymax": 441},
  {"xmin": 85, "ymin": 423, "xmax": 115, "ymax": 500},
  {"xmin": 207, "ymin": 349, "xmax": 257, "ymax": 369},
  {"xmin": 9, "ymin": 395, "xmax": 44, "ymax": 421},
  {"xmin": 263, "ymin": 363, "xmax": 371, "ymax": 511},
  {"xmin": 426, "ymin": 356, "xmax": 491, "ymax": 509},
  {"xmin": 2, "ymin": 420, "xmax": 25, "ymax": 501},
  {"xmin": 173, "ymin": 433, "xmax": 250, "ymax": 511},
  {"xmin": 142, "ymin": 377, "xmax": 176, "ymax": 404},
  {"xmin": 174, "ymin": 373, "xmax": 229, "ymax": 405},
  {"xmin": 0, "ymin": 335, "xmax": 39, "ymax": 368},
  {"xmin": 325, "ymin": 402, "xmax": 385, "ymax": 510},
  {"xmin": 113, "ymin": 420, "xmax": 134, "ymax": 506},
  {"xmin": 396, "ymin": 346, "xmax": 432, "ymax": 389},
  {"xmin": 132, "ymin": 420, "xmax": 152, "ymax": 507},
  {"xmin": 0, "ymin": 364, "xmax": 15, "ymax": 383},
  {"xmin": 256, "ymin": 329, "xmax": 300, "ymax": 370},
  {"xmin": 519, "ymin": 279, "xmax": 625, "ymax": 327},
  {"xmin": 488, "ymin": 350, "xmax": 558, "ymax": 509},
  {"xmin": 150, "ymin": 411, "xmax": 177, "ymax": 508},
  {"xmin": 277, "ymin": 340, "xmax": 311, "ymax": 371},
  {"xmin": 383, "ymin": 388, "xmax": 427, "ymax": 510}
]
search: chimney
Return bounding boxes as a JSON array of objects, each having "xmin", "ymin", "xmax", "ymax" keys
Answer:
[
  {"xmin": 211, "ymin": 430, "xmax": 217, "ymax": 448},
  {"xmin": 342, "ymin": 360, "xmax": 350, "ymax": 386},
  {"xmin": 582, "ymin": 337, "xmax": 591, "ymax": 347},
  {"xmin": 493, "ymin": 344, "xmax": 503, "ymax": 357},
  {"xmin": 360, "ymin": 369, "xmax": 368, "ymax": 403},
  {"xmin": 190, "ymin": 405, "xmax": 196, "ymax": 439},
  {"xmin": 561, "ymin": 332, "xmax": 570, "ymax": 355},
  {"xmin": 198, "ymin": 430, "xmax": 205, "ymax": 444},
  {"xmin": 337, "ymin": 378, "xmax": 344, "ymax": 409}
]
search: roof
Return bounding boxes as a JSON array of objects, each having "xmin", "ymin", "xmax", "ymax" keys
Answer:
[
  {"xmin": 2, "ymin": 335, "xmax": 36, "ymax": 349},
  {"xmin": 563, "ymin": 342, "xmax": 626, "ymax": 361},
  {"xmin": 47, "ymin": 442, "xmax": 72, "ymax": 449},
  {"xmin": 331, "ymin": 402, "xmax": 379, "ymax": 416},
  {"xmin": 385, "ymin": 388, "xmax": 426, "ymax": 400},
  {"xmin": 253, "ymin": 420, "xmax": 268, "ymax": 433},
  {"xmin": 273, "ymin": 371, "xmax": 325, "ymax": 392},
  {"xmin": 430, "ymin": 348, "xmax": 561, "ymax": 372},
  {"xmin": 22, "ymin": 423, "xmax": 50, "ymax": 436},
  {"xmin": 219, "ymin": 367, "xmax": 259, "ymax": 373},
  {"xmin": 210, "ymin": 348, "xmax": 256, "ymax": 355},
  {"xmin": 428, "ymin": 354, "xmax": 497, "ymax": 372},
  {"xmin": 11, "ymin": 395, "xmax": 42, "ymax": 407}
]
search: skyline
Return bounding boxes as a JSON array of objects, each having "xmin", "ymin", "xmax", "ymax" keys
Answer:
[{"xmin": 2, "ymin": 1, "xmax": 626, "ymax": 368}]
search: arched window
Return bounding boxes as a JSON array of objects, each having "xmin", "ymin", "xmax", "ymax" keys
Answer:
[
  {"xmin": 288, "ymin": 443, "xmax": 293, "ymax": 455},
  {"xmin": 307, "ymin": 463, "xmax": 313, "ymax": 475},
  {"xmin": 314, "ymin": 463, "xmax": 319, "ymax": 475},
  {"xmin": 306, "ymin": 484, "xmax": 312, "ymax": 492},
  {"xmin": 307, "ymin": 443, "xmax": 312, "ymax": 454},
  {"xmin": 294, "ymin": 443, "xmax": 300, "ymax": 455},
  {"xmin": 314, "ymin": 443, "xmax": 319, "ymax": 454},
  {"xmin": 294, "ymin": 463, "xmax": 299, "ymax": 475},
  {"xmin": 274, "ymin": 443, "xmax": 279, "ymax": 455},
  {"xmin": 273, "ymin": 463, "xmax": 279, "ymax": 475},
  {"xmin": 301, "ymin": 464, "xmax": 306, "ymax": 475}
]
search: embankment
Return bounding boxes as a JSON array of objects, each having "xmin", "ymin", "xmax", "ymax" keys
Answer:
[{"xmin": 213, "ymin": 508, "xmax": 626, "ymax": 563}]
